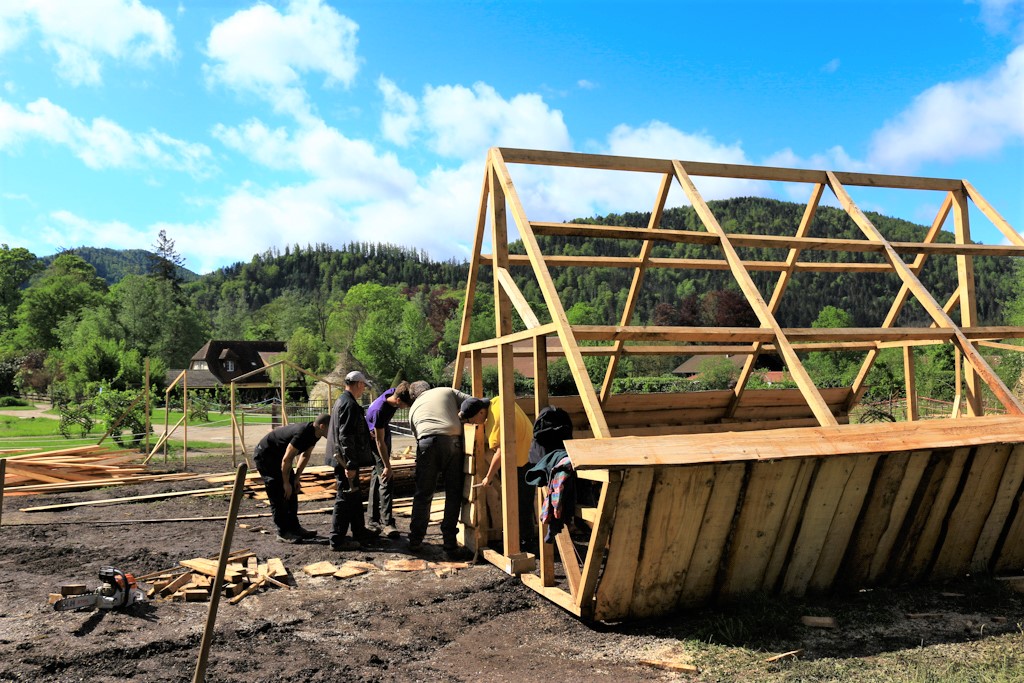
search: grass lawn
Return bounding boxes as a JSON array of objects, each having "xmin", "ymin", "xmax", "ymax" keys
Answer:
[{"xmin": 0, "ymin": 412, "xmax": 222, "ymax": 455}]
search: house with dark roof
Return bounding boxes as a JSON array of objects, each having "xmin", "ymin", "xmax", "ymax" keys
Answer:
[{"xmin": 167, "ymin": 340, "xmax": 296, "ymax": 398}]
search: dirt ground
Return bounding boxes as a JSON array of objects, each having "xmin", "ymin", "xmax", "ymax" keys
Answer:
[{"xmin": 3, "ymin": 448, "xmax": 1024, "ymax": 682}]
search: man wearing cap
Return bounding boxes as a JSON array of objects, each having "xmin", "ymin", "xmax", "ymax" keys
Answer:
[
  {"xmin": 407, "ymin": 385, "xmax": 474, "ymax": 557},
  {"xmin": 328, "ymin": 371, "xmax": 379, "ymax": 551},
  {"xmin": 253, "ymin": 414, "xmax": 331, "ymax": 543},
  {"xmin": 464, "ymin": 396, "xmax": 537, "ymax": 551}
]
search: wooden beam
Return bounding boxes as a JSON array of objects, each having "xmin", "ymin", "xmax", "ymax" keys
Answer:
[
  {"xmin": 600, "ymin": 172, "xmax": 673, "ymax": 403},
  {"xmin": 452, "ymin": 166, "xmax": 491, "ymax": 390},
  {"xmin": 576, "ymin": 474, "xmax": 623, "ymax": 611},
  {"xmin": 459, "ymin": 322, "xmax": 558, "ymax": 353},
  {"xmin": 827, "ymin": 171, "xmax": 1023, "ymax": 416},
  {"xmin": 491, "ymin": 253, "xmax": 896, "ymax": 272},
  {"xmin": 962, "ymin": 180, "xmax": 1024, "ymax": 247},
  {"xmin": 675, "ymin": 160, "xmax": 837, "ymax": 426},
  {"xmin": 570, "ymin": 325, "xmax": 1024, "ymax": 343},
  {"xmin": 953, "ymin": 188, "xmax": 982, "ymax": 416},
  {"xmin": 564, "ymin": 415, "xmax": 1024, "ymax": 468},
  {"xmin": 489, "ymin": 148, "xmax": 610, "ymax": 438},
  {"xmin": 495, "ymin": 147, "xmax": 963, "ymax": 190},
  {"xmin": 528, "ymin": 222, "xmax": 1024, "ymax": 257},
  {"xmin": 904, "ymin": 347, "xmax": 918, "ymax": 421},
  {"xmin": 847, "ymin": 194, "xmax": 954, "ymax": 410},
  {"xmin": 727, "ymin": 183, "xmax": 824, "ymax": 418},
  {"xmin": 495, "ymin": 266, "xmax": 541, "ymax": 329}
]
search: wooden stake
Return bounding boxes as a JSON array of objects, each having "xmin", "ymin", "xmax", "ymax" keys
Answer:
[
  {"xmin": 145, "ymin": 357, "xmax": 151, "ymax": 456},
  {"xmin": 1, "ymin": 458, "xmax": 6, "ymax": 529},
  {"xmin": 193, "ymin": 463, "xmax": 247, "ymax": 683}
]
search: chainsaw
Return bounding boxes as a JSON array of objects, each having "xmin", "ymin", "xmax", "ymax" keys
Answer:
[{"xmin": 52, "ymin": 567, "xmax": 145, "ymax": 611}]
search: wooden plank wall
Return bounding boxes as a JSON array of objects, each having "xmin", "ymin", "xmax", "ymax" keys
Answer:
[
  {"xmin": 515, "ymin": 387, "xmax": 852, "ymax": 438},
  {"xmin": 585, "ymin": 441, "xmax": 1024, "ymax": 621}
]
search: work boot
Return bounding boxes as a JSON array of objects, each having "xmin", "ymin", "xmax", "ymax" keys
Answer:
[
  {"xmin": 331, "ymin": 538, "xmax": 361, "ymax": 551},
  {"xmin": 296, "ymin": 526, "xmax": 318, "ymax": 539},
  {"xmin": 382, "ymin": 524, "xmax": 401, "ymax": 539},
  {"xmin": 277, "ymin": 529, "xmax": 303, "ymax": 543}
]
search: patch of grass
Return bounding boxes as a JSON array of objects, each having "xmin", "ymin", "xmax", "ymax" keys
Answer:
[{"xmin": 0, "ymin": 396, "xmax": 32, "ymax": 408}]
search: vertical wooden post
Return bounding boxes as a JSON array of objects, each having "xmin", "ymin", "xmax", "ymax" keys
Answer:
[
  {"xmin": 953, "ymin": 188, "xmax": 982, "ymax": 416},
  {"xmin": 192, "ymin": 463, "xmax": 247, "ymax": 683},
  {"xmin": 952, "ymin": 348, "xmax": 963, "ymax": 418},
  {"xmin": 0, "ymin": 458, "xmax": 6, "ymax": 529},
  {"xmin": 903, "ymin": 346, "xmax": 918, "ymax": 421},
  {"xmin": 183, "ymin": 372, "xmax": 189, "ymax": 470},
  {"xmin": 144, "ymin": 357, "xmax": 151, "ymax": 455},
  {"xmin": 490, "ymin": 160, "xmax": 520, "ymax": 556},
  {"xmin": 164, "ymin": 386, "xmax": 171, "ymax": 466},
  {"xmin": 533, "ymin": 335, "xmax": 548, "ymax": 416},
  {"xmin": 280, "ymin": 363, "xmax": 288, "ymax": 426},
  {"xmin": 230, "ymin": 382, "xmax": 237, "ymax": 468}
]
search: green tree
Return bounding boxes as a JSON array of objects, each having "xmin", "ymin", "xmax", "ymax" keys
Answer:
[
  {"xmin": 148, "ymin": 229, "xmax": 186, "ymax": 294},
  {"xmin": 55, "ymin": 309, "xmax": 145, "ymax": 394},
  {"xmin": 0, "ymin": 245, "xmax": 40, "ymax": 336},
  {"xmin": 286, "ymin": 326, "xmax": 334, "ymax": 376},
  {"xmin": 803, "ymin": 306, "xmax": 859, "ymax": 388},
  {"xmin": 12, "ymin": 254, "xmax": 107, "ymax": 351},
  {"xmin": 111, "ymin": 275, "xmax": 209, "ymax": 368}
]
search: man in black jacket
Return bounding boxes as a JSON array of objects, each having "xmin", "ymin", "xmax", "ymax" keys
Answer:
[
  {"xmin": 328, "ymin": 371, "xmax": 379, "ymax": 550},
  {"xmin": 253, "ymin": 414, "xmax": 330, "ymax": 543}
]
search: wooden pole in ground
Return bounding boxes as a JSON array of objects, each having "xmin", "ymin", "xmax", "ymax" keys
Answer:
[
  {"xmin": 144, "ymin": 358, "xmax": 151, "ymax": 456},
  {"xmin": 230, "ymin": 383, "xmax": 237, "ymax": 468},
  {"xmin": 193, "ymin": 463, "xmax": 247, "ymax": 683},
  {"xmin": 1, "ymin": 458, "xmax": 6, "ymax": 529},
  {"xmin": 183, "ymin": 373, "xmax": 189, "ymax": 469}
]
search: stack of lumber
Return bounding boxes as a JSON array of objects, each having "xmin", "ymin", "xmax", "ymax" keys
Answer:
[
  {"xmin": 137, "ymin": 549, "xmax": 290, "ymax": 604},
  {"xmin": 2, "ymin": 445, "xmax": 197, "ymax": 496},
  {"xmin": 202, "ymin": 461, "xmax": 419, "ymax": 502}
]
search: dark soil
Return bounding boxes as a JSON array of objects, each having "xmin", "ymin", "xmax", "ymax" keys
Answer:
[{"xmin": 2, "ymin": 450, "xmax": 1024, "ymax": 682}]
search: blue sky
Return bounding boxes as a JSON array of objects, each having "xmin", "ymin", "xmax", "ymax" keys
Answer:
[{"xmin": 0, "ymin": 0, "xmax": 1022, "ymax": 274}]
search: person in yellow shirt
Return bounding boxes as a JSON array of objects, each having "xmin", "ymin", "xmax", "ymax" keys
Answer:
[{"xmin": 461, "ymin": 396, "xmax": 537, "ymax": 551}]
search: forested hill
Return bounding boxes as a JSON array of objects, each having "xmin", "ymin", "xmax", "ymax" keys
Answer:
[
  {"xmin": 57, "ymin": 198, "xmax": 1017, "ymax": 328},
  {"xmin": 186, "ymin": 242, "xmax": 469, "ymax": 314},
  {"xmin": 41, "ymin": 247, "xmax": 199, "ymax": 285},
  {"xmin": 515, "ymin": 197, "xmax": 1015, "ymax": 327}
]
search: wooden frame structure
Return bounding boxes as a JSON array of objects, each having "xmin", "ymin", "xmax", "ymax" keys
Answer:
[{"xmin": 455, "ymin": 147, "xmax": 1024, "ymax": 620}]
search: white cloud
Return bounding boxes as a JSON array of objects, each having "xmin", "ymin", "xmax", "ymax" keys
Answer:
[
  {"xmin": 213, "ymin": 117, "xmax": 416, "ymax": 199},
  {"xmin": 0, "ymin": 97, "xmax": 214, "ymax": 177},
  {"xmin": 821, "ymin": 58, "xmax": 840, "ymax": 74},
  {"xmin": 203, "ymin": 0, "xmax": 359, "ymax": 120},
  {"xmin": 420, "ymin": 82, "xmax": 572, "ymax": 160},
  {"xmin": 378, "ymin": 76, "xmax": 420, "ymax": 146},
  {"xmin": 43, "ymin": 210, "xmax": 149, "ymax": 251},
  {"xmin": 577, "ymin": 79, "xmax": 597, "ymax": 90},
  {"xmin": 972, "ymin": 0, "xmax": 1024, "ymax": 34},
  {"xmin": 867, "ymin": 44, "xmax": 1024, "ymax": 171},
  {"xmin": 0, "ymin": 0, "xmax": 175, "ymax": 86}
]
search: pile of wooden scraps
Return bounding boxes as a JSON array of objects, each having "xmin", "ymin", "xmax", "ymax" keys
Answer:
[
  {"xmin": 2, "ymin": 445, "xmax": 197, "ymax": 496},
  {"xmin": 302, "ymin": 558, "xmax": 471, "ymax": 580},
  {"xmin": 137, "ymin": 549, "xmax": 290, "ymax": 604}
]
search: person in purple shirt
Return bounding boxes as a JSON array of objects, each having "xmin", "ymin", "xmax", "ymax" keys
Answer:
[{"xmin": 365, "ymin": 380, "xmax": 414, "ymax": 538}]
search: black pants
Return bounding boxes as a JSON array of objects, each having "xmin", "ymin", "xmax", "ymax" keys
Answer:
[
  {"xmin": 368, "ymin": 444, "xmax": 395, "ymax": 526},
  {"xmin": 255, "ymin": 457, "xmax": 299, "ymax": 534},
  {"xmin": 330, "ymin": 466, "xmax": 367, "ymax": 545},
  {"xmin": 409, "ymin": 434, "xmax": 464, "ymax": 546}
]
